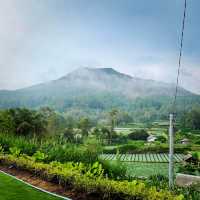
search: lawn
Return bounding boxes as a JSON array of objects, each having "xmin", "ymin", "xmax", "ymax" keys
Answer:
[{"xmin": 0, "ymin": 172, "xmax": 63, "ymax": 200}]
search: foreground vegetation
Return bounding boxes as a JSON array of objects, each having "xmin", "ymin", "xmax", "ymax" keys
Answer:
[
  {"xmin": 0, "ymin": 107, "xmax": 200, "ymax": 199},
  {"xmin": 0, "ymin": 134, "xmax": 199, "ymax": 199}
]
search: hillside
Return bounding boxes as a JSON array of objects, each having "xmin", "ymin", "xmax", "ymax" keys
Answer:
[{"xmin": 0, "ymin": 67, "xmax": 199, "ymax": 121}]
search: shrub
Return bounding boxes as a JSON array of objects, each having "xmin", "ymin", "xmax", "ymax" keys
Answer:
[
  {"xmin": 42, "ymin": 143, "xmax": 99, "ymax": 164},
  {"xmin": 0, "ymin": 145, "xmax": 4, "ymax": 154},
  {"xmin": 156, "ymin": 135, "xmax": 167, "ymax": 143},
  {"xmin": 32, "ymin": 151, "xmax": 48, "ymax": 162},
  {"xmin": 146, "ymin": 174, "xmax": 168, "ymax": 189},
  {"xmin": 0, "ymin": 133, "xmax": 37, "ymax": 155},
  {"xmin": 0, "ymin": 133, "xmax": 100, "ymax": 164},
  {"xmin": 100, "ymin": 160, "xmax": 127, "ymax": 180},
  {"xmin": 128, "ymin": 129, "xmax": 149, "ymax": 140},
  {"xmin": 195, "ymin": 139, "xmax": 200, "ymax": 145},
  {"xmin": 9, "ymin": 147, "xmax": 21, "ymax": 157},
  {"xmin": 146, "ymin": 174, "xmax": 200, "ymax": 200},
  {"xmin": 192, "ymin": 151, "xmax": 200, "ymax": 161},
  {"xmin": 99, "ymin": 152, "xmax": 127, "ymax": 180},
  {"xmin": 178, "ymin": 164, "xmax": 200, "ymax": 176}
]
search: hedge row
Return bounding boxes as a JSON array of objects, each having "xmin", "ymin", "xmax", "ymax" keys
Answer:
[{"xmin": 0, "ymin": 154, "xmax": 184, "ymax": 200}]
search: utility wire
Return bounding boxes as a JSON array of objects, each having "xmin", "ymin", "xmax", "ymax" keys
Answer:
[
  {"xmin": 172, "ymin": 0, "xmax": 187, "ymax": 113},
  {"xmin": 168, "ymin": 1, "xmax": 187, "ymax": 189}
]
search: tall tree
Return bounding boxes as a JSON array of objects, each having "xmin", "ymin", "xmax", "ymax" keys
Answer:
[
  {"xmin": 8, "ymin": 108, "xmax": 47, "ymax": 136},
  {"xmin": 108, "ymin": 109, "xmax": 118, "ymax": 144},
  {"xmin": 78, "ymin": 117, "xmax": 91, "ymax": 136},
  {"xmin": 184, "ymin": 106, "xmax": 200, "ymax": 130},
  {"xmin": 0, "ymin": 110, "xmax": 14, "ymax": 133}
]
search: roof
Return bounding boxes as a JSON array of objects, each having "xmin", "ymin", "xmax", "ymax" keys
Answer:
[
  {"xmin": 183, "ymin": 154, "xmax": 193, "ymax": 161},
  {"xmin": 180, "ymin": 138, "xmax": 189, "ymax": 142},
  {"xmin": 147, "ymin": 135, "xmax": 157, "ymax": 139}
]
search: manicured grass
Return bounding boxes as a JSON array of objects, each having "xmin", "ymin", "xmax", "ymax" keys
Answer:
[{"xmin": 0, "ymin": 172, "xmax": 62, "ymax": 200}]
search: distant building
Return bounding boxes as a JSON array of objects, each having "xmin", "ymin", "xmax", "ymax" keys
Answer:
[
  {"xmin": 183, "ymin": 154, "xmax": 193, "ymax": 162},
  {"xmin": 180, "ymin": 138, "xmax": 190, "ymax": 145},
  {"xmin": 183, "ymin": 154, "xmax": 199, "ymax": 165},
  {"xmin": 147, "ymin": 135, "xmax": 157, "ymax": 142}
]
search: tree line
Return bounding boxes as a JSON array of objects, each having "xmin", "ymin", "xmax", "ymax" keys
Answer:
[{"xmin": 0, "ymin": 106, "xmax": 199, "ymax": 142}]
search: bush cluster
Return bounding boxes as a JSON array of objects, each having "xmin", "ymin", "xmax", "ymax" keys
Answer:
[
  {"xmin": 0, "ymin": 133, "xmax": 37, "ymax": 155},
  {"xmin": 128, "ymin": 129, "xmax": 149, "ymax": 141},
  {"xmin": 0, "ymin": 133, "xmax": 100, "ymax": 164}
]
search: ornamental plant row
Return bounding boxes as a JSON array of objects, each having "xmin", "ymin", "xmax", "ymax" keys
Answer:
[{"xmin": 0, "ymin": 154, "xmax": 184, "ymax": 200}]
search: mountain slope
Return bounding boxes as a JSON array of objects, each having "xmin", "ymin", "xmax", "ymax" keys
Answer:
[{"xmin": 0, "ymin": 67, "xmax": 197, "ymax": 114}]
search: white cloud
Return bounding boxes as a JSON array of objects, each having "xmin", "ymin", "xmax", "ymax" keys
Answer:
[{"xmin": 0, "ymin": 0, "xmax": 199, "ymax": 95}]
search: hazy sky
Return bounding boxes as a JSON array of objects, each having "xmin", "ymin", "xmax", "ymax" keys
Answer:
[{"xmin": 0, "ymin": 0, "xmax": 200, "ymax": 94}]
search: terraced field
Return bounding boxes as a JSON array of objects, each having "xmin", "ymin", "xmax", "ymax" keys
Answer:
[
  {"xmin": 100, "ymin": 153, "xmax": 184, "ymax": 177},
  {"xmin": 100, "ymin": 153, "xmax": 185, "ymax": 163}
]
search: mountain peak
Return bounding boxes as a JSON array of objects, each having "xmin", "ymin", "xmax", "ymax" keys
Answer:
[
  {"xmin": 61, "ymin": 67, "xmax": 133, "ymax": 80},
  {"xmin": 73, "ymin": 67, "xmax": 121, "ymax": 74},
  {"xmin": 0, "ymin": 66, "xmax": 195, "ymax": 113},
  {"xmin": 89, "ymin": 67, "xmax": 119, "ymax": 74}
]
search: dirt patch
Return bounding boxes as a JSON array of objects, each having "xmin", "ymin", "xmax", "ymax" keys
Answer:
[
  {"xmin": 0, "ymin": 165, "xmax": 100, "ymax": 200},
  {"xmin": 176, "ymin": 173, "xmax": 200, "ymax": 189}
]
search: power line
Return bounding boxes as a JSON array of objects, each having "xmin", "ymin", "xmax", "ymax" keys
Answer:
[
  {"xmin": 172, "ymin": 0, "xmax": 187, "ymax": 112},
  {"xmin": 169, "ymin": 0, "xmax": 187, "ymax": 189}
]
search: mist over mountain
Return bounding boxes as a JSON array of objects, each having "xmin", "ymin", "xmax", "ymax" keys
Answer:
[{"xmin": 0, "ymin": 67, "xmax": 199, "ymax": 121}]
